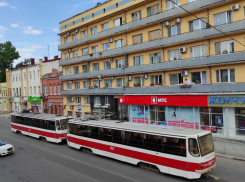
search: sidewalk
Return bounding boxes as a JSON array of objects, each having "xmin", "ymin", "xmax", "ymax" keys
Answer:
[{"xmin": 0, "ymin": 112, "xmax": 11, "ymax": 119}]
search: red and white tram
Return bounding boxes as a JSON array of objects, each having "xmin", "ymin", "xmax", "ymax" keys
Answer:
[
  {"xmin": 11, "ymin": 113, "xmax": 72, "ymax": 143},
  {"xmin": 67, "ymin": 120, "xmax": 216, "ymax": 179}
]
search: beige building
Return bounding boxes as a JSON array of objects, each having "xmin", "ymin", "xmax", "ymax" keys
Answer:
[{"xmin": 0, "ymin": 82, "xmax": 8, "ymax": 112}]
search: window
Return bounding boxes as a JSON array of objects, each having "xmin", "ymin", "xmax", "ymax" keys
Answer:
[
  {"xmin": 58, "ymin": 84, "xmax": 60, "ymax": 95},
  {"xmin": 116, "ymin": 78, "xmax": 124, "ymax": 87},
  {"xmin": 114, "ymin": 17, "xmax": 122, "ymax": 27},
  {"xmin": 94, "ymin": 97, "xmax": 101, "ymax": 105},
  {"xmin": 170, "ymin": 73, "xmax": 183, "ymax": 85},
  {"xmin": 150, "ymin": 53, "xmax": 161, "ymax": 64},
  {"xmin": 235, "ymin": 108, "xmax": 245, "ymax": 136},
  {"xmin": 64, "ymin": 36, "xmax": 69, "ymax": 44},
  {"xmin": 93, "ymin": 63, "xmax": 99, "ymax": 71},
  {"xmin": 72, "ymin": 33, "xmax": 78, "ymax": 41},
  {"xmin": 189, "ymin": 18, "xmax": 205, "ymax": 32},
  {"xmin": 29, "ymin": 71, "xmax": 32, "ymax": 80},
  {"xmin": 74, "ymin": 66, "xmax": 79, "ymax": 74},
  {"xmin": 37, "ymin": 70, "xmax": 39, "ymax": 78},
  {"xmin": 167, "ymin": 24, "xmax": 181, "ymax": 37},
  {"xmin": 33, "ymin": 86, "xmax": 36, "ymax": 95},
  {"xmin": 149, "ymin": 29, "xmax": 161, "ymax": 41},
  {"xmin": 65, "ymin": 53, "xmax": 70, "ymax": 59},
  {"xmin": 116, "ymin": 59, "xmax": 125, "ymax": 68},
  {"xmin": 189, "ymin": 138, "xmax": 199, "ymax": 157},
  {"xmin": 54, "ymin": 85, "xmax": 56, "ymax": 95},
  {"xmin": 168, "ymin": 49, "xmax": 182, "ymax": 61},
  {"xmin": 30, "ymin": 86, "xmax": 32, "ymax": 95},
  {"xmin": 24, "ymin": 87, "xmax": 27, "ymax": 96},
  {"xmin": 91, "ymin": 26, "xmax": 97, "ymax": 35},
  {"xmin": 67, "ymin": 97, "xmax": 73, "ymax": 104},
  {"xmin": 75, "ymin": 97, "xmax": 81, "ymax": 104},
  {"xmin": 105, "ymin": 97, "xmax": 109, "ymax": 105},
  {"xmin": 85, "ymin": 97, "xmax": 90, "ymax": 105},
  {"xmin": 92, "ymin": 45, "xmax": 98, "ymax": 53},
  {"xmin": 82, "ymin": 48, "xmax": 88, "ymax": 56},
  {"xmin": 93, "ymin": 80, "xmax": 99, "ymax": 88},
  {"xmin": 82, "ymin": 65, "xmax": 88, "ymax": 73},
  {"xmin": 132, "ymin": 11, "xmax": 141, "ymax": 21},
  {"xmin": 191, "ymin": 71, "xmax": 207, "ymax": 84},
  {"xmin": 50, "ymin": 85, "xmax": 52, "ymax": 95},
  {"xmin": 215, "ymin": 40, "xmax": 234, "ymax": 55},
  {"xmin": 104, "ymin": 61, "xmax": 111, "ymax": 70},
  {"xmin": 190, "ymin": 45, "xmax": 206, "ymax": 58},
  {"xmin": 133, "ymin": 34, "xmax": 143, "ymax": 44},
  {"xmin": 134, "ymin": 77, "xmax": 144, "ymax": 87},
  {"xmin": 104, "ymin": 79, "xmax": 111, "ymax": 88},
  {"xmin": 81, "ymin": 30, "xmax": 87, "ymax": 38},
  {"xmin": 166, "ymin": 0, "xmax": 180, "ymax": 10},
  {"xmin": 150, "ymin": 75, "xmax": 162, "ymax": 85},
  {"xmin": 134, "ymin": 56, "xmax": 144, "ymax": 66},
  {"xmin": 147, "ymin": 4, "xmax": 159, "ymax": 16},
  {"xmin": 102, "ymin": 22, "xmax": 109, "ymax": 31},
  {"xmin": 214, "ymin": 11, "xmax": 233, "ymax": 26},
  {"xmin": 44, "ymin": 85, "xmax": 47, "ymax": 95},
  {"xmin": 216, "ymin": 69, "xmax": 235, "ymax": 83},
  {"xmin": 149, "ymin": 105, "xmax": 166, "ymax": 124},
  {"xmin": 83, "ymin": 81, "xmax": 89, "ymax": 89},
  {"xmin": 66, "ymin": 82, "xmax": 72, "ymax": 90},
  {"xmin": 73, "ymin": 50, "xmax": 78, "ymax": 58},
  {"xmin": 115, "ymin": 39, "xmax": 123, "ymax": 48},
  {"xmin": 65, "ymin": 68, "xmax": 71, "ymax": 75},
  {"xmin": 75, "ymin": 82, "xmax": 80, "ymax": 89},
  {"xmin": 68, "ymin": 111, "xmax": 73, "ymax": 116},
  {"xmin": 33, "ymin": 71, "xmax": 35, "ymax": 80},
  {"xmin": 102, "ymin": 43, "xmax": 110, "ymax": 51}
]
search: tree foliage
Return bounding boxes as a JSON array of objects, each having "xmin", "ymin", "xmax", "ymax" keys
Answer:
[
  {"xmin": 15, "ymin": 59, "xmax": 31, "ymax": 69},
  {"xmin": 0, "ymin": 41, "xmax": 20, "ymax": 82}
]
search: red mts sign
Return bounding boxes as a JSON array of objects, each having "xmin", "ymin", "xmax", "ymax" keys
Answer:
[
  {"xmin": 118, "ymin": 97, "xmax": 124, "ymax": 104},
  {"xmin": 123, "ymin": 95, "xmax": 208, "ymax": 107}
]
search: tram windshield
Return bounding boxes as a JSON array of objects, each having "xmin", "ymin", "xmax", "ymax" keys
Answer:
[
  {"xmin": 198, "ymin": 134, "xmax": 214, "ymax": 156},
  {"xmin": 60, "ymin": 119, "xmax": 69, "ymax": 130}
]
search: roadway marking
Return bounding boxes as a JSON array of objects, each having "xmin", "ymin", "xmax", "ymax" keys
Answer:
[
  {"xmin": 203, "ymin": 174, "xmax": 220, "ymax": 180},
  {"xmin": 0, "ymin": 133, "xmax": 139, "ymax": 182}
]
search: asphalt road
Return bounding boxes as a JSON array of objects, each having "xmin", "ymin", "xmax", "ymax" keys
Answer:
[{"xmin": 0, "ymin": 116, "xmax": 244, "ymax": 182}]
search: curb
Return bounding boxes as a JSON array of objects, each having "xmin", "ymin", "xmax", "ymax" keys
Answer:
[{"xmin": 216, "ymin": 153, "xmax": 245, "ymax": 162}]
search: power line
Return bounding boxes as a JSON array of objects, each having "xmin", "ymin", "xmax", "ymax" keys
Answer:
[
  {"xmin": 169, "ymin": 0, "xmax": 245, "ymax": 48},
  {"xmin": 13, "ymin": 32, "xmax": 57, "ymax": 43}
]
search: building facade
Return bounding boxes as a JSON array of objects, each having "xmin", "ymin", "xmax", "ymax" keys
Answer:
[
  {"xmin": 42, "ymin": 57, "xmax": 63, "ymax": 115},
  {"xmin": 0, "ymin": 82, "xmax": 8, "ymax": 112},
  {"xmin": 58, "ymin": 0, "xmax": 245, "ymax": 141}
]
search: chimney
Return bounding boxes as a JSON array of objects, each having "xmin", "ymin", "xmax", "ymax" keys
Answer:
[
  {"xmin": 54, "ymin": 55, "xmax": 58, "ymax": 60},
  {"xmin": 44, "ymin": 57, "xmax": 48, "ymax": 61},
  {"xmin": 30, "ymin": 58, "xmax": 35, "ymax": 65},
  {"xmin": 97, "ymin": 2, "xmax": 101, "ymax": 6}
]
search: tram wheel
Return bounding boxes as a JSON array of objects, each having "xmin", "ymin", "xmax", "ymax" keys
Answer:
[{"xmin": 139, "ymin": 162, "xmax": 145, "ymax": 169}]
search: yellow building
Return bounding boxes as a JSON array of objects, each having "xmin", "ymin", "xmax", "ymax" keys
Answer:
[
  {"xmin": 6, "ymin": 69, "xmax": 12, "ymax": 112},
  {"xmin": 0, "ymin": 82, "xmax": 8, "ymax": 112},
  {"xmin": 58, "ymin": 0, "xmax": 245, "ymax": 140}
]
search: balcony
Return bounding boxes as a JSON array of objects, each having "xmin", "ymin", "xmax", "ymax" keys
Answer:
[
  {"xmin": 60, "ymin": 83, "xmax": 245, "ymax": 95},
  {"xmin": 59, "ymin": 20, "xmax": 245, "ymax": 66},
  {"xmin": 58, "ymin": 0, "xmax": 227, "ymax": 51}
]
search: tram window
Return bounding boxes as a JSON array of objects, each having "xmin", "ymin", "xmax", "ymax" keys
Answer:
[
  {"xmin": 69, "ymin": 123, "xmax": 79, "ymax": 135},
  {"xmin": 163, "ymin": 137, "xmax": 186, "ymax": 157},
  {"xmin": 60, "ymin": 119, "xmax": 68, "ymax": 130},
  {"xmin": 189, "ymin": 138, "xmax": 200, "ymax": 157},
  {"xmin": 144, "ymin": 134, "xmax": 163, "ymax": 152},
  {"xmin": 11, "ymin": 116, "xmax": 17, "ymax": 123},
  {"xmin": 77, "ymin": 125, "xmax": 89, "ymax": 137},
  {"xmin": 99, "ymin": 128, "xmax": 112, "ymax": 141},
  {"xmin": 19, "ymin": 117, "xmax": 25, "ymax": 125},
  {"xmin": 126, "ymin": 132, "xmax": 144, "ymax": 148},
  {"xmin": 90, "ymin": 127, "xmax": 99, "ymax": 139},
  {"xmin": 41, "ymin": 120, "xmax": 47, "ymax": 129},
  {"xmin": 24, "ymin": 118, "xmax": 30, "ymax": 126},
  {"xmin": 56, "ymin": 121, "xmax": 61, "ymax": 130},
  {"xmin": 47, "ymin": 120, "xmax": 55, "ymax": 131},
  {"xmin": 112, "ymin": 130, "xmax": 125, "ymax": 144},
  {"xmin": 35, "ymin": 119, "xmax": 41, "ymax": 128}
]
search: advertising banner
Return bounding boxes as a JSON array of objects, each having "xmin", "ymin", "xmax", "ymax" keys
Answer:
[{"xmin": 131, "ymin": 105, "xmax": 149, "ymax": 124}]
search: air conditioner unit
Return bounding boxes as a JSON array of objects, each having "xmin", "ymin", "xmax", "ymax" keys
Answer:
[
  {"xmin": 75, "ymin": 29, "xmax": 79, "ymax": 33},
  {"xmin": 62, "ymin": 105, "xmax": 66, "ymax": 109},
  {"xmin": 143, "ymin": 74, "xmax": 148, "ymax": 79},
  {"xmin": 174, "ymin": 18, "xmax": 181, "ymax": 24},
  {"xmin": 181, "ymin": 70, "xmax": 189, "ymax": 76},
  {"xmin": 109, "ymin": 58, "xmax": 113, "ymax": 62},
  {"xmin": 68, "ymin": 48, "xmax": 72, "ymax": 52},
  {"xmin": 231, "ymin": 4, "xmax": 239, "ymax": 11},
  {"xmin": 179, "ymin": 47, "xmax": 187, "ymax": 53},
  {"xmin": 108, "ymin": 38, "xmax": 113, "ymax": 43},
  {"xmin": 69, "ymin": 81, "xmax": 73, "ymax": 84},
  {"xmin": 71, "ymin": 98, "xmax": 74, "ymax": 102},
  {"xmin": 163, "ymin": 21, "xmax": 170, "ymax": 26},
  {"xmin": 67, "ymin": 32, "xmax": 70, "ymax": 36},
  {"xmin": 127, "ymin": 76, "xmax": 132, "ymax": 81},
  {"xmin": 110, "ymin": 76, "xmax": 114, "ymax": 80}
]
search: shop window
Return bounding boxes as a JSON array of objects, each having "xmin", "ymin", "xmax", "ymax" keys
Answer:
[
  {"xmin": 130, "ymin": 105, "xmax": 149, "ymax": 124},
  {"xmin": 191, "ymin": 71, "xmax": 207, "ymax": 84},
  {"xmin": 169, "ymin": 73, "xmax": 183, "ymax": 85},
  {"xmin": 235, "ymin": 108, "xmax": 245, "ymax": 136},
  {"xmin": 200, "ymin": 107, "xmax": 223, "ymax": 134},
  {"xmin": 147, "ymin": 4, "xmax": 159, "ymax": 16},
  {"xmin": 150, "ymin": 106, "xmax": 165, "ymax": 124}
]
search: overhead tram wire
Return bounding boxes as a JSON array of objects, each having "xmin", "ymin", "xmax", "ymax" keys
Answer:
[{"xmin": 169, "ymin": 0, "xmax": 245, "ymax": 48}]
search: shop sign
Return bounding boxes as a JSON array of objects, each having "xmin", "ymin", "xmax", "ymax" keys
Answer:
[
  {"xmin": 8, "ymin": 97, "xmax": 12, "ymax": 102},
  {"xmin": 118, "ymin": 97, "xmax": 124, "ymax": 104},
  {"xmin": 28, "ymin": 97, "xmax": 41, "ymax": 102},
  {"xmin": 208, "ymin": 95, "xmax": 245, "ymax": 107}
]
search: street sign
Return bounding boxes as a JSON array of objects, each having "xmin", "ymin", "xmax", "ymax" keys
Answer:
[
  {"xmin": 78, "ymin": 104, "xmax": 82, "ymax": 111},
  {"xmin": 49, "ymin": 102, "xmax": 52, "ymax": 108}
]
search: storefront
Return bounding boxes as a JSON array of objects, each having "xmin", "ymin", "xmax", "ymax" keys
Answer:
[
  {"xmin": 28, "ymin": 97, "xmax": 42, "ymax": 113},
  {"xmin": 119, "ymin": 95, "xmax": 245, "ymax": 141}
]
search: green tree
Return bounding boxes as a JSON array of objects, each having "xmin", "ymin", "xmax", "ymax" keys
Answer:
[
  {"xmin": 15, "ymin": 58, "xmax": 31, "ymax": 69},
  {"xmin": 0, "ymin": 41, "xmax": 20, "ymax": 82}
]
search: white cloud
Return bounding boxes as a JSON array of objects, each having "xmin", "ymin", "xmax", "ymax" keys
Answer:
[
  {"xmin": 52, "ymin": 28, "xmax": 59, "ymax": 32},
  {"xmin": 0, "ymin": 34, "xmax": 4, "ymax": 40},
  {"xmin": 30, "ymin": 44, "xmax": 42, "ymax": 49},
  {"xmin": 0, "ymin": 26, "xmax": 8, "ymax": 31},
  {"xmin": 0, "ymin": 1, "xmax": 9, "ymax": 7},
  {"xmin": 24, "ymin": 26, "xmax": 42, "ymax": 35},
  {"xmin": 11, "ymin": 23, "xmax": 19, "ymax": 28},
  {"xmin": 11, "ymin": 6, "xmax": 17, "ymax": 9}
]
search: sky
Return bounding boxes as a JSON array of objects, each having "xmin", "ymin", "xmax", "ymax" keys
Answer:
[{"xmin": 0, "ymin": 0, "xmax": 105, "ymax": 66}]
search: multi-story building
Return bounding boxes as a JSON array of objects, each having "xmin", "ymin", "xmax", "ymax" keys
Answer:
[
  {"xmin": 11, "ymin": 67, "xmax": 22, "ymax": 112},
  {"xmin": 0, "ymin": 82, "xmax": 8, "ymax": 112},
  {"xmin": 58, "ymin": 0, "xmax": 245, "ymax": 141},
  {"xmin": 6, "ymin": 69, "xmax": 12, "ymax": 112},
  {"xmin": 41, "ymin": 56, "xmax": 63, "ymax": 115}
]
